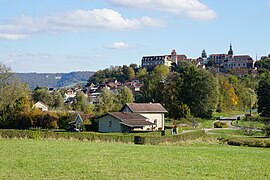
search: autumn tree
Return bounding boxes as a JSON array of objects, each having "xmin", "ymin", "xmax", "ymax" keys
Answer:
[{"xmin": 0, "ymin": 64, "xmax": 32, "ymax": 128}]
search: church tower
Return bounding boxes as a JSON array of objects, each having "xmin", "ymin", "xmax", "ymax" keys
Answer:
[{"xmin": 228, "ymin": 43, "xmax": 234, "ymax": 56}]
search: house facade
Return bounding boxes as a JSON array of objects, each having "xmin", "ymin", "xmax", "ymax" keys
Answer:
[
  {"xmin": 33, "ymin": 101, "xmax": 49, "ymax": 111},
  {"xmin": 208, "ymin": 44, "xmax": 255, "ymax": 70},
  {"xmin": 141, "ymin": 49, "xmax": 187, "ymax": 69},
  {"xmin": 98, "ymin": 112, "xmax": 155, "ymax": 133},
  {"xmin": 120, "ymin": 103, "xmax": 167, "ymax": 130}
]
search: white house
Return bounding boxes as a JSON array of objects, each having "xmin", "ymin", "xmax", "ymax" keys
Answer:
[
  {"xmin": 120, "ymin": 103, "xmax": 167, "ymax": 130},
  {"xmin": 98, "ymin": 112, "xmax": 155, "ymax": 133},
  {"xmin": 33, "ymin": 101, "xmax": 49, "ymax": 111}
]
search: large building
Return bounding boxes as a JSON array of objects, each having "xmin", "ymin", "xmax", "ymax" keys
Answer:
[
  {"xmin": 208, "ymin": 44, "xmax": 255, "ymax": 70},
  {"xmin": 141, "ymin": 49, "xmax": 187, "ymax": 69}
]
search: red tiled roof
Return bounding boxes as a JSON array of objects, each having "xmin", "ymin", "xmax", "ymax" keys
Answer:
[
  {"xmin": 123, "ymin": 103, "xmax": 167, "ymax": 113},
  {"xmin": 177, "ymin": 55, "xmax": 187, "ymax": 60}
]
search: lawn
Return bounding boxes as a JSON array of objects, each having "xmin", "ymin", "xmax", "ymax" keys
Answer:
[
  {"xmin": 0, "ymin": 139, "xmax": 269, "ymax": 179},
  {"xmin": 212, "ymin": 111, "xmax": 245, "ymax": 119}
]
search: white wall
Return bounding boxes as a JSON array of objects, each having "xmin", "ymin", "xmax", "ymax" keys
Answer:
[{"xmin": 140, "ymin": 113, "xmax": 164, "ymax": 130}]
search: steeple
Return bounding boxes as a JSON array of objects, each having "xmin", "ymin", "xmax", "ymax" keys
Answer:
[{"xmin": 228, "ymin": 43, "xmax": 233, "ymax": 55}]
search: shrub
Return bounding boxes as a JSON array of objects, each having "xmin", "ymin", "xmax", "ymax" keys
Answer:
[
  {"xmin": 214, "ymin": 121, "xmax": 228, "ymax": 128},
  {"xmin": 263, "ymin": 125, "xmax": 270, "ymax": 137},
  {"xmin": 134, "ymin": 136, "xmax": 145, "ymax": 144},
  {"xmin": 58, "ymin": 114, "xmax": 73, "ymax": 130}
]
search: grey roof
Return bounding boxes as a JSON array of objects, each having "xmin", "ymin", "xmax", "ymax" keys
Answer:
[
  {"xmin": 123, "ymin": 103, "xmax": 167, "ymax": 113},
  {"xmin": 107, "ymin": 112, "xmax": 155, "ymax": 128}
]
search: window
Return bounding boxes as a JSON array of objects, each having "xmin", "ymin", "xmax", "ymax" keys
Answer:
[
  {"xmin": 109, "ymin": 121, "xmax": 112, "ymax": 127},
  {"xmin": 154, "ymin": 119, "xmax": 157, "ymax": 125}
]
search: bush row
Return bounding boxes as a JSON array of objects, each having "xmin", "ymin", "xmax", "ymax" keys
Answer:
[
  {"xmin": 0, "ymin": 129, "xmax": 205, "ymax": 145},
  {"xmin": 227, "ymin": 138, "xmax": 270, "ymax": 148}
]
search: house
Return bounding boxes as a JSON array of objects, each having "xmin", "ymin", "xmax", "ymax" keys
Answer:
[
  {"xmin": 33, "ymin": 101, "xmax": 49, "ymax": 111},
  {"xmin": 98, "ymin": 112, "xmax": 155, "ymax": 133},
  {"xmin": 68, "ymin": 114, "xmax": 84, "ymax": 132},
  {"xmin": 120, "ymin": 103, "xmax": 167, "ymax": 130}
]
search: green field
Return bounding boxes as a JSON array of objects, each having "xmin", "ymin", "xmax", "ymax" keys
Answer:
[{"xmin": 0, "ymin": 139, "xmax": 269, "ymax": 179}]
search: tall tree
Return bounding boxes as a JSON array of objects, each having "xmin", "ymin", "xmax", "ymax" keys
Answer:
[
  {"xmin": 136, "ymin": 68, "xmax": 148, "ymax": 80},
  {"xmin": 51, "ymin": 91, "xmax": 64, "ymax": 109},
  {"xmin": 175, "ymin": 62, "xmax": 219, "ymax": 118},
  {"xmin": 115, "ymin": 87, "xmax": 134, "ymax": 109},
  {"xmin": 257, "ymin": 72, "xmax": 270, "ymax": 117},
  {"xmin": 32, "ymin": 87, "xmax": 53, "ymax": 107},
  {"xmin": 96, "ymin": 88, "xmax": 116, "ymax": 114},
  {"xmin": 138, "ymin": 65, "xmax": 170, "ymax": 103},
  {"xmin": 0, "ymin": 64, "xmax": 32, "ymax": 128},
  {"xmin": 72, "ymin": 91, "xmax": 88, "ymax": 112}
]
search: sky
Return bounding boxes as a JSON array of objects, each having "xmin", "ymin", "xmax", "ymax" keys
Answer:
[{"xmin": 0, "ymin": 0, "xmax": 270, "ymax": 73}]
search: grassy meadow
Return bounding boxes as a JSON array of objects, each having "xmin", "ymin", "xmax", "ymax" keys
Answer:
[{"xmin": 0, "ymin": 139, "xmax": 269, "ymax": 179}]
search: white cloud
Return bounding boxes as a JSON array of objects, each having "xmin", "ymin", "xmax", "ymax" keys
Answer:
[
  {"xmin": 109, "ymin": 0, "xmax": 217, "ymax": 20},
  {"xmin": 105, "ymin": 42, "xmax": 135, "ymax": 49},
  {"xmin": 0, "ymin": 34, "xmax": 27, "ymax": 40},
  {"xmin": 0, "ymin": 8, "xmax": 164, "ymax": 40}
]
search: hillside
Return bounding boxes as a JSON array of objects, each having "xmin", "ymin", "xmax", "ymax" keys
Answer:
[{"xmin": 14, "ymin": 71, "xmax": 95, "ymax": 89}]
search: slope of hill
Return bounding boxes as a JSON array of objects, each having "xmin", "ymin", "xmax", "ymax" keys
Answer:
[{"xmin": 14, "ymin": 71, "xmax": 95, "ymax": 89}]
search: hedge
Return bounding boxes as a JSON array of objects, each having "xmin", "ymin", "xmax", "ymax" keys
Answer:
[
  {"xmin": 0, "ymin": 129, "xmax": 205, "ymax": 145},
  {"xmin": 227, "ymin": 137, "xmax": 270, "ymax": 148}
]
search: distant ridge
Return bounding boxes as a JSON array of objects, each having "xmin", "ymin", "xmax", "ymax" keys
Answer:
[{"xmin": 14, "ymin": 71, "xmax": 95, "ymax": 89}]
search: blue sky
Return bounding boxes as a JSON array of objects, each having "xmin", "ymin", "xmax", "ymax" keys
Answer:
[{"xmin": 0, "ymin": 0, "xmax": 269, "ymax": 73}]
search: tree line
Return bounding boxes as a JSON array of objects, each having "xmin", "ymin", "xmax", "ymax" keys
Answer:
[{"xmin": 2, "ymin": 57, "xmax": 270, "ymax": 130}]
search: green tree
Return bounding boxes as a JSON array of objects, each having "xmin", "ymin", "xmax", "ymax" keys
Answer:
[
  {"xmin": 161, "ymin": 72, "xmax": 184, "ymax": 119},
  {"xmin": 257, "ymin": 72, "xmax": 270, "ymax": 117},
  {"xmin": 255, "ymin": 58, "xmax": 270, "ymax": 73},
  {"xmin": 96, "ymin": 88, "xmax": 116, "ymax": 114},
  {"xmin": 138, "ymin": 65, "xmax": 170, "ymax": 103},
  {"xmin": 72, "ymin": 91, "xmax": 87, "ymax": 112},
  {"xmin": 136, "ymin": 68, "xmax": 148, "ymax": 80},
  {"xmin": 115, "ymin": 87, "xmax": 134, "ymax": 109},
  {"xmin": 51, "ymin": 91, "xmax": 64, "ymax": 109},
  {"xmin": 175, "ymin": 62, "xmax": 219, "ymax": 118},
  {"xmin": 32, "ymin": 87, "xmax": 53, "ymax": 107}
]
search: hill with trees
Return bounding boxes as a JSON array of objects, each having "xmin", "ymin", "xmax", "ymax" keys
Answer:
[{"xmin": 14, "ymin": 71, "xmax": 95, "ymax": 89}]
